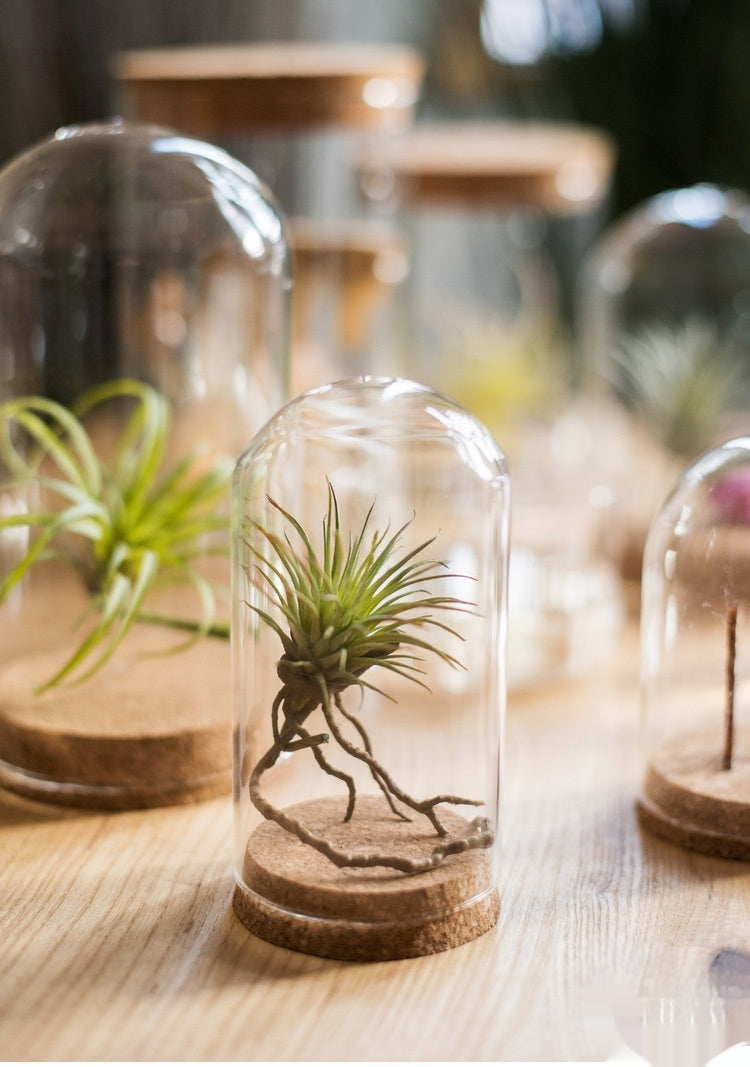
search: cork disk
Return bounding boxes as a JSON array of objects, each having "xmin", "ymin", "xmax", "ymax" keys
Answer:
[
  {"xmin": 233, "ymin": 795, "xmax": 500, "ymax": 961},
  {"xmin": 0, "ymin": 638, "xmax": 231, "ymax": 809},
  {"xmin": 637, "ymin": 728, "xmax": 750, "ymax": 860}
]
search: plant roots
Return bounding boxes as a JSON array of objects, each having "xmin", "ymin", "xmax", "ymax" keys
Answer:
[{"xmin": 248, "ymin": 685, "xmax": 493, "ymax": 874}]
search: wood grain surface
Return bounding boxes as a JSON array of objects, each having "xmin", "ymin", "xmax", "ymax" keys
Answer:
[{"xmin": 1, "ymin": 624, "xmax": 749, "ymax": 1062}]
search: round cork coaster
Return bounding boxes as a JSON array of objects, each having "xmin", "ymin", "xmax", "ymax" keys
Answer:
[
  {"xmin": 233, "ymin": 795, "xmax": 499, "ymax": 961},
  {"xmin": 638, "ymin": 728, "xmax": 750, "ymax": 860},
  {"xmin": 0, "ymin": 638, "xmax": 231, "ymax": 810}
]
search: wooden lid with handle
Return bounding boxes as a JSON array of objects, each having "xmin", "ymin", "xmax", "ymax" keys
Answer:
[{"xmin": 113, "ymin": 42, "xmax": 425, "ymax": 135}]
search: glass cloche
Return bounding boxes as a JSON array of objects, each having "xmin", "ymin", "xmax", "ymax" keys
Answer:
[
  {"xmin": 0, "ymin": 119, "xmax": 290, "ymax": 808},
  {"xmin": 231, "ymin": 376, "xmax": 509, "ymax": 959},
  {"xmin": 581, "ymin": 183, "xmax": 750, "ymax": 589},
  {"xmin": 639, "ymin": 437, "xmax": 750, "ymax": 859}
]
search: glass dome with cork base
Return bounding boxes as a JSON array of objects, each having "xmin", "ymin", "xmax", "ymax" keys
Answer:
[
  {"xmin": 0, "ymin": 119, "xmax": 289, "ymax": 808},
  {"xmin": 638, "ymin": 437, "xmax": 750, "ymax": 859},
  {"xmin": 231, "ymin": 377, "xmax": 509, "ymax": 960}
]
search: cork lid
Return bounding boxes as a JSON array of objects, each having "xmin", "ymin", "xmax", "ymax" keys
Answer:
[
  {"xmin": 358, "ymin": 121, "xmax": 616, "ymax": 214},
  {"xmin": 113, "ymin": 42, "xmax": 425, "ymax": 134}
]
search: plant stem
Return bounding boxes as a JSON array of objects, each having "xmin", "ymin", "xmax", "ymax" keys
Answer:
[
  {"xmin": 723, "ymin": 602, "xmax": 738, "ymax": 772},
  {"xmin": 135, "ymin": 612, "xmax": 230, "ymax": 640}
]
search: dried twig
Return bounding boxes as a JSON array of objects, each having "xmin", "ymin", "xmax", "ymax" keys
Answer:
[{"xmin": 722, "ymin": 603, "xmax": 738, "ymax": 771}]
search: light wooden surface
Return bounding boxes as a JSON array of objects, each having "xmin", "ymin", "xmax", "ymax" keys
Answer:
[{"xmin": 2, "ymin": 623, "xmax": 749, "ymax": 1063}]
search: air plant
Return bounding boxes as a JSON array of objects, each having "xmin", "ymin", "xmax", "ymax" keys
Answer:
[
  {"xmin": 609, "ymin": 319, "xmax": 750, "ymax": 456},
  {"xmin": 0, "ymin": 378, "xmax": 232, "ymax": 690},
  {"xmin": 244, "ymin": 483, "xmax": 494, "ymax": 874}
]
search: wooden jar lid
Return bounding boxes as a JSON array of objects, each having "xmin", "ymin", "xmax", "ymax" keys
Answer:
[
  {"xmin": 113, "ymin": 43, "xmax": 425, "ymax": 134},
  {"xmin": 358, "ymin": 121, "xmax": 616, "ymax": 213},
  {"xmin": 233, "ymin": 795, "xmax": 500, "ymax": 960}
]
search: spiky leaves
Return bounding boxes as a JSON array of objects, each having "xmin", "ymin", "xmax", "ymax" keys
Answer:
[
  {"xmin": 609, "ymin": 320, "xmax": 750, "ymax": 456},
  {"xmin": 247, "ymin": 483, "xmax": 469, "ymax": 715},
  {"xmin": 0, "ymin": 379, "xmax": 232, "ymax": 689}
]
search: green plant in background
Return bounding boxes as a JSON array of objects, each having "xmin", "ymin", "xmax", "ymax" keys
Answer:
[
  {"xmin": 0, "ymin": 379, "xmax": 232, "ymax": 690},
  {"xmin": 245, "ymin": 483, "xmax": 494, "ymax": 874},
  {"xmin": 609, "ymin": 319, "xmax": 750, "ymax": 457},
  {"xmin": 432, "ymin": 305, "xmax": 570, "ymax": 440}
]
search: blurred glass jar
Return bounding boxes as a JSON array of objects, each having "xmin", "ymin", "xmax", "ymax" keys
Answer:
[
  {"xmin": 580, "ymin": 184, "xmax": 750, "ymax": 592},
  {"xmin": 359, "ymin": 121, "xmax": 621, "ymax": 687},
  {"xmin": 115, "ymin": 43, "xmax": 423, "ymax": 392},
  {"xmin": 0, "ymin": 119, "xmax": 290, "ymax": 808},
  {"xmin": 231, "ymin": 376, "xmax": 509, "ymax": 959},
  {"xmin": 638, "ymin": 437, "xmax": 750, "ymax": 860}
]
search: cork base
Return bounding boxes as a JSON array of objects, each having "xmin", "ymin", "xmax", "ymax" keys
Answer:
[
  {"xmin": 0, "ymin": 640, "xmax": 231, "ymax": 810},
  {"xmin": 638, "ymin": 728, "xmax": 750, "ymax": 860},
  {"xmin": 233, "ymin": 795, "xmax": 500, "ymax": 961}
]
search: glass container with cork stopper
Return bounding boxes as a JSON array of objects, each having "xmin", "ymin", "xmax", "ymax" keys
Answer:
[
  {"xmin": 114, "ymin": 42, "xmax": 424, "ymax": 391},
  {"xmin": 638, "ymin": 437, "xmax": 750, "ymax": 858},
  {"xmin": 231, "ymin": 376, "xmax": 509, "ymax": 959},
  {"xmin": 358, "ymin": 121, "xmax": 620, "ymax": 687}
]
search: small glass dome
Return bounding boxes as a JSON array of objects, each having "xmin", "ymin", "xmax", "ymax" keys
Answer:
[
  {"xmin": 638, "ymin": 437, "xmax": 750, "ymax": 859},
  {"xmin": 581, "ymin": 184, "xmax": 750, "ymax": 583},
  {"xmin": 0, "ymin": 118, "xmax": 289, "ymax": 421},
  {"xmin": 0, "ymin": 119, "xmax": 290, "ymax": 808},
  {"xmin": 231, "ymin": 376, "xmax": 509, "ymax": 959},
  {"xmin": 583, "ymin": 184, "xmax": 750, "ymax": 452}
]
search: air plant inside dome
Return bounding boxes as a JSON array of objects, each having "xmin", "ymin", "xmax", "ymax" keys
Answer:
[
  {"xmin": 243, "ymin": 482, "xmax": 494, "ymax": 874},
  {"xmin": 609, "ymin": 319, "xmax": 750, "ymax": 457}
]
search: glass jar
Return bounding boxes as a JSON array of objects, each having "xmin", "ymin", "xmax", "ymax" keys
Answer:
[
  {"xmin": 0, "ymin": 119, "xmax": 290, "ymax": 808},
  {"xmin": 359, "ymin": 121, "xmax": 621, "ymax": 687},
  {"xmin": 114, "ymin": 42, "xmax": 423, "ymax": 392},
  {"xmin": 231, "ymin": 376, "xmax": 509, "ymax": 960},
  {"xmin": 580, "ymin": 183, "xmax": 750, "ymax": 592},
  {"xmin": 638, "ymin": 437, "xmax": 750, "ymax": 859}
]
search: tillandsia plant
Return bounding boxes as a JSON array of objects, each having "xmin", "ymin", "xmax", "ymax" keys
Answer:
[
  {"xmin": 0, "ymin": 378, "xmax": 232, "ymax": 690},
  {"xmin": 245, "ymin": 482, "xmax": 494, "ymax": 874},
  {"xmin": 609, "ymin": 319, "xmax": 750, "ymax": 457}
]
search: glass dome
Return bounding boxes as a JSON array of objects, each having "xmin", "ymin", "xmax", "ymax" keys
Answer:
[
  {"xmin": 0, "ymin": 119, "xmax": 290, "ymax": 808},
  {"xmin": 638, "ymin": 437, "xmax": 750, "ymax": 859},
  {"xmin": 580, "ymin": 184, "xmax": 750, "ymax": 586},
  {"xmin": 231, "ymin": 376, "xmax": 509, "ymax": 959}
]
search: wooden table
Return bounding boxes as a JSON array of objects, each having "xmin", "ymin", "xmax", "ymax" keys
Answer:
[{"xmin": 2, "ymin": 624, "xmax": 749, "ymax": 1063}]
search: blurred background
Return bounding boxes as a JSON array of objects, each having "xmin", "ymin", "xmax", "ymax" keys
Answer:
[
  {"xmin": 3, "ymin": 0, "xmax": 749, "ymax": 354},
  {"xmin": 2, "ymin": 0, "xmax": 749, "ymax": 213},
  {"xmin": 2, "ymin": 0, "xmax": 750, "ymax": 687}
]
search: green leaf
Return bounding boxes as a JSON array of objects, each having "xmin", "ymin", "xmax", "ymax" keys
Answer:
[
  {"xmin": 0, "ymin": 379, "xmax": 232, "ymax": 690},
  {"xmin": 245, "ymin": 486, "xmax": 475, "ymax": 702}
]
